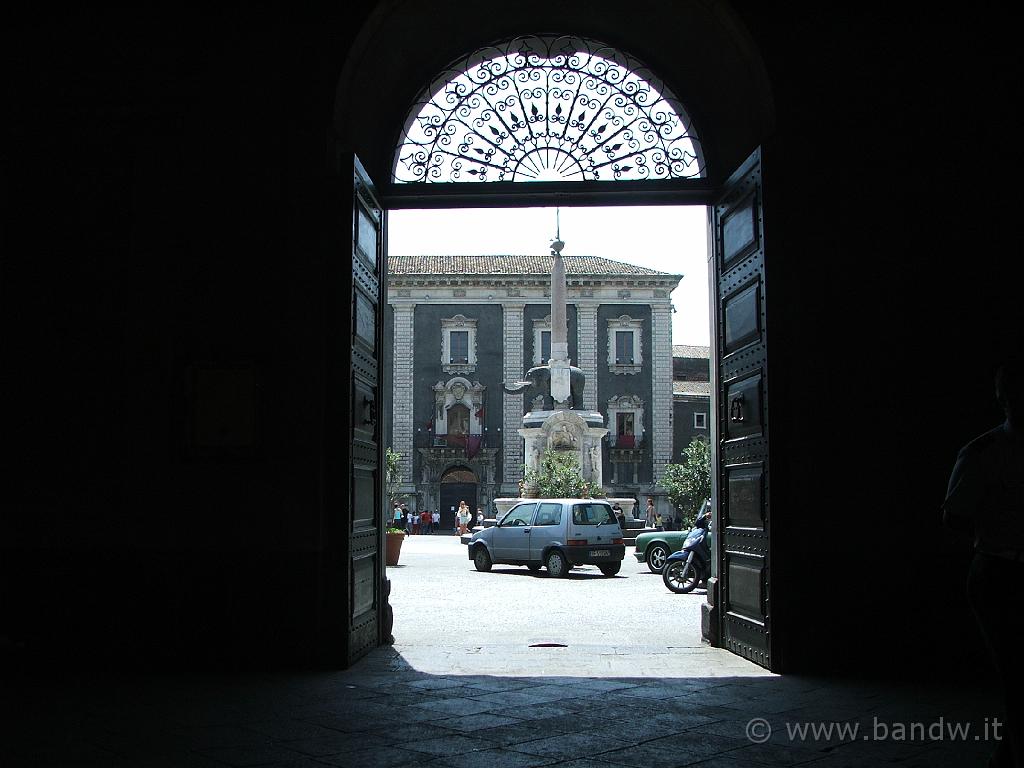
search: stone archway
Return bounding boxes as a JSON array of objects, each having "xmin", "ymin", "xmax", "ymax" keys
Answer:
[{"xmin": 339, "ymin": 0, "xmax": 778, "ymax": 669}]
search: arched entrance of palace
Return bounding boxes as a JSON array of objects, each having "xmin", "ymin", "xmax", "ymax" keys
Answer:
[
  {"xmin": 439, "ymin": 467, "xmax": 478, "ymax": 533},
  {"xmin": 335, "ymin": 2, "xmax": 776, "ymax": 670}
]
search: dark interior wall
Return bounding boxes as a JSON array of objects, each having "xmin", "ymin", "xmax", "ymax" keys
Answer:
[
  {"xmin": 3, "ymin": 3, "xmax": 1021, "ymax": 677},
  {"xmin": 3, "ymin": 7, "xmax": 371, "ymax": 667}
]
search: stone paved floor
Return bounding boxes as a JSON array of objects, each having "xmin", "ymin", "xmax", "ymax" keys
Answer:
[
  {"xmin": 1, "ymin": 536, "xmax": 1006, "ymax": 766},
  {"xmin": 2, "ymin": 647, "xmax": 1004, "ymax": 767}
]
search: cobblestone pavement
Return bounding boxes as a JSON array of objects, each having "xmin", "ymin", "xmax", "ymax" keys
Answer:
[{"xmin": 1, "ymin": 535, "xmax": 1004, "ymax": 767}]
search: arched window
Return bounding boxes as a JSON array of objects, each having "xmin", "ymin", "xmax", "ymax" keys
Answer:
[{"xmin": 394, "ymin": 35, "xmax": 704, "ymax": 183}]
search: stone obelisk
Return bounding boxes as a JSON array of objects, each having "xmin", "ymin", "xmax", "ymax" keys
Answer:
[
  {"xmin": 548, "ymin": 237, "xmax": 572, "ymax": 408},
  {"xmin": 492, "ymin": 228, "xmax": 614, "ymax": 513}
]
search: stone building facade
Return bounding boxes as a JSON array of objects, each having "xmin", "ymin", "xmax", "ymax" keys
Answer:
[
  {"xmin": 672, "ymin": 344, "xmax": 711, "ymax": 460},
  {"xmin": 387, "ymin": 254, "xmax": 681, "ymax": 529}
]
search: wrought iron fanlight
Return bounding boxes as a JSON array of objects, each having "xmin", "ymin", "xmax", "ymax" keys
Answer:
[{"xmin": 393, "ymin": 35, "xmax": 705, "ymax": 183}]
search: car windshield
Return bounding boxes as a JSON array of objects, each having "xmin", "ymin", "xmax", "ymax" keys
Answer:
[
  {"xmin": 502, "ymin": 503, "xmax": 536, "ymax": 527},
  {"xmin": 572, "ymin": 503, "xmax": 616, "ymax": 526}
]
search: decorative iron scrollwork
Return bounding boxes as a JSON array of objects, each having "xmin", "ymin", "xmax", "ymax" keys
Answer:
[{"xmin": 394, "ymin": 35, "xmax": 704, "ymax": 183}]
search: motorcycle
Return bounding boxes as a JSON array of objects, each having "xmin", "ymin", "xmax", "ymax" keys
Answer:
[{"xmin": 662, "ymin": 503, "xmax": 711, "ymax": 594}]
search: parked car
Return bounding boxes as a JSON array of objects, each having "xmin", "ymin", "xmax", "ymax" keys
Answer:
[
  {"xmin": 468, "ymin": 498, "xmax": 625, "ymax": 577},
  {"xmin": 634, "ymin": 528, "xmax": 690, "ymax": 573}
]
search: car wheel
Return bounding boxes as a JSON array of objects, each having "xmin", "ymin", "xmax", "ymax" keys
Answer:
[
  {"xmin": 545, "ymin": 550, "xmax": 569, "ymax": 578},
  {"xmin": 598, "ymin": 562, "xmax": 621, "ymax": 577},
  {"xmin": 645, "ymin": 543, "xmax": 670, "ymax": 573},
  {"xmin": 527, "ymin": 563, "xmax": 541, "ymax": 572},
  {"xmin": 473, "ymin": 546, "xmax": 492, "ymax": 572},
  {"xmin": 663, "ymin": 558, "xmax": 699, "ymax": 594}
]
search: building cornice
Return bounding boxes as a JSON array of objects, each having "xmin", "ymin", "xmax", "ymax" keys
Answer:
[{"xmin": 389, "ymin": 277, "xmax": 679, "ymax": 305}]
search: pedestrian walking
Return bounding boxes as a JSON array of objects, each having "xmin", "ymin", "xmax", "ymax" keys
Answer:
[
  {"xmin": 420, "ymin": 509, "xmax": 431, "ymax": 534},
  {"xmin": 645, "ymin": 497, "xmax": 657, "ymax": 529},
  {"xmin": 432, "ymin": 509, "xmax": 440, "ymax": 533}
]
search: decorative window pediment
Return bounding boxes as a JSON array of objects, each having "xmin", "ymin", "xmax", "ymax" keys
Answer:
[
  {"xmin": 394, "ymin": 35, "xmax": 704, "ymax": 184},
  {"xmin": 607, "ymin": 315, "xmax": 643, "ymax": 374},
  {"xmin": 441, "ymin": 314, "xmax": 478, "ymax": 373},
  {"xmin": 432, "ymin": 377, "xmax": 486, "ymax": 438}
]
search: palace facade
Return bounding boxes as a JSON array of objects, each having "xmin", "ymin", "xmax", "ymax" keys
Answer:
[{"xmin": 386, "ymin": 254, "xmax": 682, "ymax": 529}]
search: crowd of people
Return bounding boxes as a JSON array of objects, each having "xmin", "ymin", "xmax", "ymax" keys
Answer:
[{"xmin": 391, "ymin": 501, "xmax": 485, "ymax": 535}]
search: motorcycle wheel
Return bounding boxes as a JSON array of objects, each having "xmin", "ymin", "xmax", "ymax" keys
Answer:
[{"xmin": 663, "ymin": 558, "xmax": 699, "ymax": 594}]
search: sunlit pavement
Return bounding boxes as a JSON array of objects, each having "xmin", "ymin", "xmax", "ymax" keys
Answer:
[{"xmin": 387, "ymin": 532, "xmax": 751, "ymax": 678}]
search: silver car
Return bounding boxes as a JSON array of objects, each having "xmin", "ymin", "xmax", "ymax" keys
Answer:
[{"xmin": 467, "ymin": 498, "xmax": 625, "ymax": 577}]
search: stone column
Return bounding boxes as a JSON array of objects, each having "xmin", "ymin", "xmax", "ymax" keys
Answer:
[
  {"xmin": 502, "ymin": 302, "xmax": 526, "ymax": 494},
  {"xmin": 650, "ymin": 303, "xmax": 673, "ymax": 485},
  {"xmin": 391, "ymin": 302, "xmax": 416, "ymax": 486},
  {"xmin": 576, "ymin": 303, "xmax": 599, "ymax": 411}
]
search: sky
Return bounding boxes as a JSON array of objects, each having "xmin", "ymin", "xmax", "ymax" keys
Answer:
[{"xmin": 387, "ymin": 206, "xmax": 711, "ymax": 346}]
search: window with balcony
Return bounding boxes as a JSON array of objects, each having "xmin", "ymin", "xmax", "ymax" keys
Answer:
[
  {"xmin": 607, "ymin": 315, "xmax": 643, "ymax": 374},
  {"xmin": 607, "ymin": 394, "xmax": 644, "ymax": 448},
  {"xmin": 616, "ymin": 412, "xmax": 636, "ymax": 448}
]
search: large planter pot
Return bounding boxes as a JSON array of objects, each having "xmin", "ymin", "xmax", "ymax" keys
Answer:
[{"xmin": 385, "ymin": 531, "xmax": 405, "ymax": 566}]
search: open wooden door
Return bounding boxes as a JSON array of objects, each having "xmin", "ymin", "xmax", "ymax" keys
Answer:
[
  {"xmin": 710, "ymin": 148, "xmax": 773, "ymax": 670},
  {"xmin": 320, "ymin": 154, "xmax": 387, "ymax": 667}
]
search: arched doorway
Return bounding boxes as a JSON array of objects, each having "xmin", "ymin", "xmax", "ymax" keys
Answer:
[
  {"xmin": 337, "ymin": 3, "xmax": 776, "ymax": 670},
  {"xmin": 439, "ymin": 467, "xmax": 477, "ymax": 532}
]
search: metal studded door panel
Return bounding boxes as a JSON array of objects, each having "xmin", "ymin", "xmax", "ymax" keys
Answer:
[
  {"xmin": 321, "ymin": 155, "xmax": 386, "ymax": 667},
  {"xmin": 713, "ymin": 148, "xmax": 772, "ymax": 670}
]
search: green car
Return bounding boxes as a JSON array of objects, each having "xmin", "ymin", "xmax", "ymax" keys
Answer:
[{"xmin": 633, "ymin": 529, "xmax": 690, "ymax": 573}]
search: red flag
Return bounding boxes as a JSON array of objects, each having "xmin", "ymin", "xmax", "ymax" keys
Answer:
[{"xmin": 466, "ymin": 435, "xmax": 482, "ymax": 459}]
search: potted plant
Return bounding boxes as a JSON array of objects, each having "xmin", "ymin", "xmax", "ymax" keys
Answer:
[
  {"xmin": 385, "ymin": 447, "xmax": 406, "ymax": 566},
  {"xmin": 385, "ymin": 526, "xmax": 406, "ymax": 566}
]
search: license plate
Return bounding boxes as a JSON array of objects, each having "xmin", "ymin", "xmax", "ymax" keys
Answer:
[{"xmin": 590, "ymin": 549, "xmax": 610, "ymax": 557}]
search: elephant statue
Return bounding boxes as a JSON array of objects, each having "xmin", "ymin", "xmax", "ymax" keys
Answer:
[{"xmin": 503, "ymin": 364, "xmax": 585, "ymax": 410}]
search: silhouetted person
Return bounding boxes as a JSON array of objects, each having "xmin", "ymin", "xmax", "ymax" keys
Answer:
[{"xmin": 943, "ymin": 356, "xmax": 1024, "ymax": 768}]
